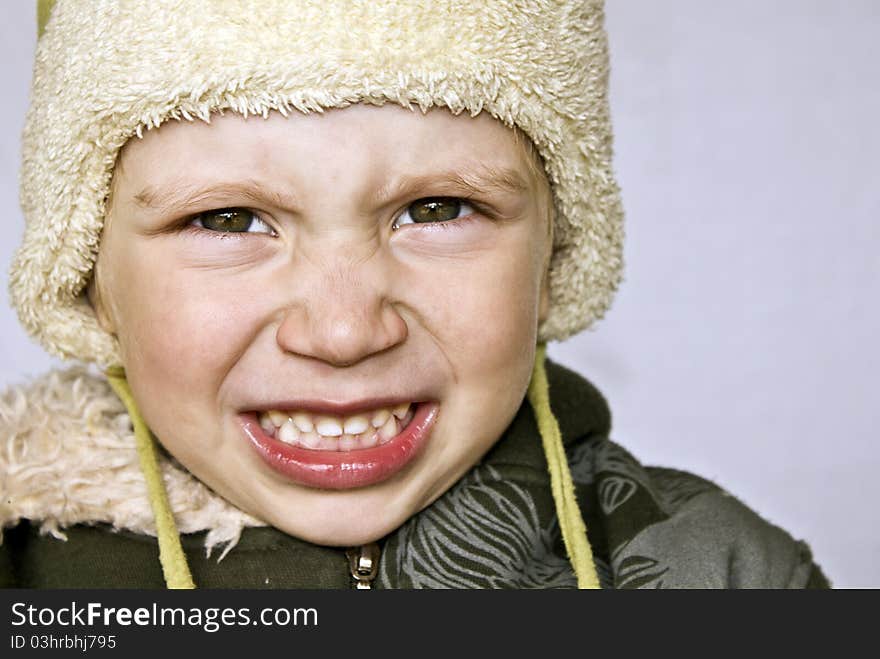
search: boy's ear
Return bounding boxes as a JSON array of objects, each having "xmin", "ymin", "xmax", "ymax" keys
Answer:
[
  {"xmin": 87, "ymin": 269, "xmax": 117, "ymax": 335},
  {"xmin": 538, "ymin": 267, "xmax": 551, "ymax": 325},
  {"xmin": 538, "ymin": 210, "xmax": 554, "ymax": 325}
]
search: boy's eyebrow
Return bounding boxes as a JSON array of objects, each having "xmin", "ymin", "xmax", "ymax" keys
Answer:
[
  {"xmin": 131, "ymin": 179, "xmax": 298, "ymax": 214},
  {"xmin": 369, "ymin": 164, "xmax": 533, "ymax": 206}
]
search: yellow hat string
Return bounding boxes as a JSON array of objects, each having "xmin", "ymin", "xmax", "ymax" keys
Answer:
[
  {"xmin": 527, "ymin": 344, "xmax": 601, "ymax": 589},
  {"xmin": 37, "ymin": 0, "xmax": 55, "ymax": 37},
  {"xmin": 105, "ymin": 367, "xmax": 196, "ymax": 589}
]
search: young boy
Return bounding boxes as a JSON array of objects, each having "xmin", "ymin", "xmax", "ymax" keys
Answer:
[{"xmin": 1, "ymin": 0, "xmax": 828, "ymax": 588}]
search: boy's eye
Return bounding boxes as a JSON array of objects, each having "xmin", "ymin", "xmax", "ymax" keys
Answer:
[
  {"xmin": 191, "ymin": 208, "xmax": 274, "ymax": 234},
  {"xmin": 394, "ymin": 198, "xmax": 474, "ymax": 227}
]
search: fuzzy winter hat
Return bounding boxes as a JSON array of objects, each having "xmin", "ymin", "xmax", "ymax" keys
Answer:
[{"xmin": 12, "ymin": 0, "xmax": 624, "ymax": 366}]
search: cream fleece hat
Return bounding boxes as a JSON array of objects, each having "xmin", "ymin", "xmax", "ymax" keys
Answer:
[{"xmin": 12, "ymin": 0, "xmax": 624, "ymax": 367}]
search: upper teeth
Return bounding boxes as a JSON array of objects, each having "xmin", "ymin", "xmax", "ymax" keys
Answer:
[
  {"xmin": 315, "ymin": 417, "xmax": 343, "ymax": 437},
  {"xmin": 292, "ymin": 413, "xmax": 314, "ymax": 433},
  {"xmin": 257, "ymin": 403, "xmax": 415, "ymax": 450}
]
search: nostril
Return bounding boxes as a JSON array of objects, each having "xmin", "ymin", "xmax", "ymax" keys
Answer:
[{"xmin": 380, "ymin": 302, "xmax": 409, "ymax": 348}]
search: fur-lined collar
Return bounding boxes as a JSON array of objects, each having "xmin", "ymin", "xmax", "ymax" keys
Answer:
[{"xmin": 0, "ymin": 366, "xmax": 263, "ymax": 554}]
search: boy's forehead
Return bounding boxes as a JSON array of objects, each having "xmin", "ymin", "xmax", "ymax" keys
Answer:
[{"xmin": 114, "ymin": 104, "xmax": 548, "ymax": 197}]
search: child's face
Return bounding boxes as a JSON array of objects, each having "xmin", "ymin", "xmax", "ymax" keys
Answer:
[{"xmin": 92, "ymin": 104, "xmax": 552, "ymax": 545}]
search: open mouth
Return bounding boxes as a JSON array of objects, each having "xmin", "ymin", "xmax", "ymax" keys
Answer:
[{"xmin": 240, "ymin": 401, "xmax": 439, "ymax": 490}]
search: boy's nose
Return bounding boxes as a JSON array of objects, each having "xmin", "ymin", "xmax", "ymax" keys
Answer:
[{"xmin": 274, "ymin": 270, "xmax": 408, "ymax": 367}]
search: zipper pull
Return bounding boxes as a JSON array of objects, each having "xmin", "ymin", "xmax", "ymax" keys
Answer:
[{"xmin": 346, "ymin": 542, "xmax": 381, "ymax": 590}]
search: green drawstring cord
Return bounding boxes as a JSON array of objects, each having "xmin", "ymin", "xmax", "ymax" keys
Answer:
[
  {"xmin": 37, "ymin": 0, "xmax": 55, "ymax": 38},
  {"xmin": 105, "ymin": 344, "xmax": 599, "ymax": 589},
  {"xmin": 527, "ymin": 344, "xmax": 601, "ymax": 589},
  {"xmin": 105, "ymin": 367, "xmax": 196, "ymax": 589}
]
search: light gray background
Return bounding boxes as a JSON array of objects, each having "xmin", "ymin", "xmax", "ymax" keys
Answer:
[{"xmin": 2, "ymin": 2, "xmax": 877, "ymax": 587}]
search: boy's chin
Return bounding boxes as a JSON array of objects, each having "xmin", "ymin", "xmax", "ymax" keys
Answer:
[
  {"xmin": 267, "ymin": 511, "xmax": 406, "ymax": 548},
  {"xmin": 228, "ymin": 480, "xmax": 426, "ymax": 547}
]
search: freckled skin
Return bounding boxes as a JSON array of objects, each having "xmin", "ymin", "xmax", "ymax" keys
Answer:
[{"xmin": 92, "ymin": 105, "xmax": 552, "ymax": 546}]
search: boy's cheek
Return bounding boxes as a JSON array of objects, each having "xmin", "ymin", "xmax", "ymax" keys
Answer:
[
  {"xmin": 112, "ymin": 261, "xmax": 265, "ymax": 392},
  {"xmin": 405, "ymin": 249, "xmax": 541, "ymax": 347}
]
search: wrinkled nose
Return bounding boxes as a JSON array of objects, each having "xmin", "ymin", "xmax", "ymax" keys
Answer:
[{"xmin": 275, "ymin": 266, "xmax": 408, "ymax": 367}]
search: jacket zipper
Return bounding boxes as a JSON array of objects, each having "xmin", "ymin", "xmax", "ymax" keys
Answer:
[{"xmin": 346, "ymin": 542, "xmax": 381, "ymax": 589}]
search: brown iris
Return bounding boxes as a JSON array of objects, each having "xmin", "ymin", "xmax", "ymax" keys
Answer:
[
  {"xmin": 407, "ymin": 198, "xmax": 462, "ymax": 223},
  {"xmin": 198, "ymin": 209, "xmax": 256, "ymax": 232}
]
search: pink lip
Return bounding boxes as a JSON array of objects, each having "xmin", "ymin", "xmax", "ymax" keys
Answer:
[{"xmin": 240, "ymin": 402, "xmax": 439, "ymax": 490}]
